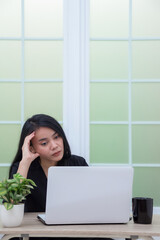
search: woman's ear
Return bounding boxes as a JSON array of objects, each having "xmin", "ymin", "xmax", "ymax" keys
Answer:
[{"xmin": 30, "ymin": 145, "xmax": 36, "ymax": 153}]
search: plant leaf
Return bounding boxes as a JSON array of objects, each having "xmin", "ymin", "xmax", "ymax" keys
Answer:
[
  {"xmin": 4, "ymin": 202, "xmax": 13, "ymax": 210},
  {"xmin": 7, "ymin": 179, "xmax": 15, "ymax": 183},
  {"xmin": 2, "ymin": 195, "xmax": 9, "ymax": 202},
  {"xmin": 10, "ymin": 183, "xmax": 18, "ymax": 188},
  {"xmin": 23, "ymin": 184, "xmax": 34, "ymax": 189},
  {"xmin": 13, "ymin": 173, "xmax": 24, "ymax": 180},
  {"xmin": 0, "ymin": 188, "xmax": 7, "ymax": 196},
  {"xmin": 27, "ymin": 179, "xmax": 37, "ymax": 187}
]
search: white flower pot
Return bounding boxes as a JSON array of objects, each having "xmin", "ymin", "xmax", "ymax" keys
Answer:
[{"xmin": 0, "ymin": 204, "xmax": 24, "ymax": 227}]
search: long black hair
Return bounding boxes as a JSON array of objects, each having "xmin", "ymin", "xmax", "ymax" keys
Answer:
[{"xmin": 9, "ymin": 114, "xmax": 71, "ymax": 176}]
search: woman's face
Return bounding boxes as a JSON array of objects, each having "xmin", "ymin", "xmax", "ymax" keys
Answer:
[{"xmin": 31, "ymin": 127, "xmax": 64, "ymax": 165}]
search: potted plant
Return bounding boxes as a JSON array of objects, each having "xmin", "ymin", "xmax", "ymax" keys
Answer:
[{"xmin": 0, "ymin": 173, "xmax": 36, "ymax": 227}]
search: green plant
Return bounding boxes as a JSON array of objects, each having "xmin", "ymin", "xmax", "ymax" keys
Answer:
[{"xmin": 0, "ymin": 173, "xmax": 36, "ymax": 210}]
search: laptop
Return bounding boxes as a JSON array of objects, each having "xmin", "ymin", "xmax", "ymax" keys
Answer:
[{"xmin": 37, "ymin": 166, "xmax": 133, "ymax": 225}]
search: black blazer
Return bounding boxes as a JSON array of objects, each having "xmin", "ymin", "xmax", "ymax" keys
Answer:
[{"xmin": 9, "ymin": 155, "xmax": 88, "ymax": 212}]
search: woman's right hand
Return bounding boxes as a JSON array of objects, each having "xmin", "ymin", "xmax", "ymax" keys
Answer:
[
  {"xmin": 22, "ymin": 132, "xmax": 40, "ymax": 164},
  {"xmin": 17, "ymin": 132, "xmax": 40, "ymax": 178}
]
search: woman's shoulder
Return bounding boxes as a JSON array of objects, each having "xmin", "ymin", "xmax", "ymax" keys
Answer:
[
  {"xmin": 60, "ymin": 155, "xmax": 88, "ymax": 166},
  {"xmin": 70, "ymin": 155, "xmax": 88, "ymax": 166}
]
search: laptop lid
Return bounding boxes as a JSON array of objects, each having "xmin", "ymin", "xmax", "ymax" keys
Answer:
[{"xmin": 39, "ymin": 166, "xmax": 133, "ymax": 225}]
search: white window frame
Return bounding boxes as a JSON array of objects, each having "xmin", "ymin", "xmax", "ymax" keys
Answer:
[{"xmin": 63, "ymin": 0, "xmax": 90, "ymax": 163}]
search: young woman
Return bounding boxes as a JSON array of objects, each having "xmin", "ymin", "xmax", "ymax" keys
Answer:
[
  {"xmin": 9, "ymin": 114, "xmax": 112, "ymax": 240},
  {"xmin": 9, "ymin": 114, "xmax": 88, "ymax": 213}
]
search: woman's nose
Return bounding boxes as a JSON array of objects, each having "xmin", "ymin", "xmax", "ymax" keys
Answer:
[{"xmin": 50, "ymin": 140, "xmax": 57, "ymax": 149}]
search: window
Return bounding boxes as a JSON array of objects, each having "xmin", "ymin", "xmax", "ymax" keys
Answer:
[
  {"xmin": 0, "ymin": 0, "xmax": 63, "ymax": 178},
  {"xmin": 90, "ymin": 0, "xmax": 160, "ymax": 207}
]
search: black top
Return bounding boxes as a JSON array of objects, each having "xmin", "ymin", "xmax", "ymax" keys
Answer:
[{"xmin": 9, "ymin": 155, "xmax": 88, "ymax": 212}]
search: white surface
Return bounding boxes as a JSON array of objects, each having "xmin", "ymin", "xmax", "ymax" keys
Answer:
[
  {"xmin": 0, "ymin": 204, "xmax": 24, "ymax": 227},
  {"xmin": 44, "ymin": 166, "xmax": 133, "ymax": 224}
]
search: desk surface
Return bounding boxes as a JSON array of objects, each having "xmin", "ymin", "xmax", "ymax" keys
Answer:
[{"xmin": 1, "ymin": 213, "xmax": 160, "ymax": 239}]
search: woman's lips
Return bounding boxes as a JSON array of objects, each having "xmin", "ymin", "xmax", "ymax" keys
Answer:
[{"xmin": 52, "ymin": 151, "xmax": 61, "ymax": 157}]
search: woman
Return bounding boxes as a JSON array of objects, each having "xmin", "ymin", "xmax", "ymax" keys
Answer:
[
  {"xmin": 9, "ymin": 114, "xmax": 88, "ymax": 213},
  {"xmin": 9, "ymin": 114, "xmax": 112, "ymax": 240}
]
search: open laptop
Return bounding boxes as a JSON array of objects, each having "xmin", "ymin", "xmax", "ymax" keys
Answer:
[{"xmin": 37, "ymin": 166, "xmax": 133, "ymax": 225}]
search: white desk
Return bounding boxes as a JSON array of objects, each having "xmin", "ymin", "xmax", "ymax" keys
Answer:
[{"xmin": 0, "ymin": 213, "xmax": 160, "ymax": 240}]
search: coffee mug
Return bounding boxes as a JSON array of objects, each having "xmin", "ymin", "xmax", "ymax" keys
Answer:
[{"xmin": 132, "ymin": 197, "xmax": 153, "ymax": 224}]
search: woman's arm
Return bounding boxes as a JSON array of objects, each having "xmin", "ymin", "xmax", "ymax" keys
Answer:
[{"xmin": 17, "ymin": 132, "xmax": 39, "ymax": 178}]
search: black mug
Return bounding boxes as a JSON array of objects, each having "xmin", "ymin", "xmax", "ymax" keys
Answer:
[{"xmin": 132, "ymin": 197, "xmax": 153, "ymax": 224}]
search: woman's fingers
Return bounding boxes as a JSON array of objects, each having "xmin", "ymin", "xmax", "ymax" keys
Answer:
[
  {"xmin": 22, "ymin": 132, "xmax": 39, "ymax": 162},
  {"xmin": 24, "ymin": 132, "xmax": 35, "ymax": 146}
]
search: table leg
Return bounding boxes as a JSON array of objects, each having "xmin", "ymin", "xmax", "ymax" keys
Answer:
[
  {"xmin": 21, "ymin": 234, "xmax": 29, "ymax": 240},
  {"xmin": 130, "ymin": 236, "xmax": 139, "ymax": 240}
]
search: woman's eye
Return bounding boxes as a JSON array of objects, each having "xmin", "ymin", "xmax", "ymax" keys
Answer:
[
  {"xmin": 41, "ymin": 142, "xmax": 47, "ymax": 146},
  {"xmin": 54, "ymin": 135, "xmax": 59, "ymax": 139}
]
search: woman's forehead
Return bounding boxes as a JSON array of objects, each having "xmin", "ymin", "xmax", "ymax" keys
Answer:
[{"xmin": 34, "ymin": 127, "xmax": 56, "ymax": 138}]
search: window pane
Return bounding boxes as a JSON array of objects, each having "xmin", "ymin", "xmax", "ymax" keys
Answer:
[
  {"xmin": 0, "ymin": 83, "xmax": 21, "ymax": 121},
  {"xmin": 90, "ymin": 83, "xmax": 128, "ymax": 121},
  {"xmin": 90, "ymin": 0, "xmax": 129, "ymax": 38},
  {"xmin": 90, "ymin": 41, "xmax": 128, "ymax": 80},
  {"xmin": 24, "ymin": 82, "xmax": 63, "ymax": 121},
  {"xmin": 25, "ymin": 41, "xmax": 63, "ymax": 79},
  {"xmin": 133, "ymin": 167, "xmax": 160, "ymax": 206},
  {"xmin": 132, "ymin": 0, "xmax": 160, "ymax": 38},
  {"xmin": 132, "ymin": 41, "xmax": 160, "ymax": 79},
  {"xmin": 0, "ymin": 0, "xmax": 21, "ymax": 37},
  {"xmin": 132, "ymin": 125, "xmax": 160, "ymax": 164},
  {"xmin": 0, "ymin": 125, "xmax": 21, "ymax": 163},
  {"xmin": 0, "ymin": 41, "xmax": 21, "ymax": 79},
  {"xmin": 24, "ymin": 0, "xmax": 63, "ymax": 38},
  {"xmin": 90, "ymin": 125, "xmax": 128, "ymax": 164},
  {"xmin": 132, "ymin": 83, "xmax": 160, "ymax": 121},
  {"xmin": 0, "ymin": 167, "xmax": 10, "ymax": 181}
]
